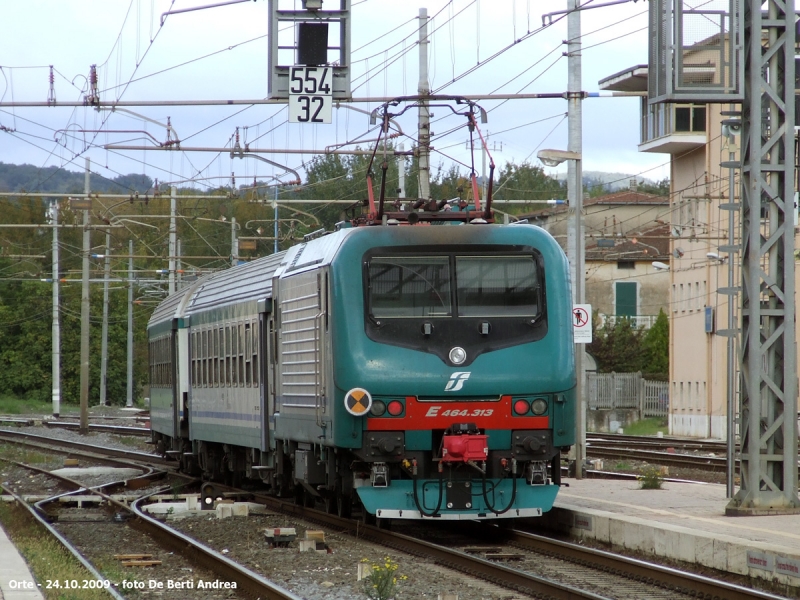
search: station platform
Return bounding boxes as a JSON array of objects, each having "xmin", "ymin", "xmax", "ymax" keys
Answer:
[
  {"xmin": 0, "ymin": 524, "xmax": 44, "ymax": 600},
  {"xmin": 540, "ymin": 477, "xmax": 800, "ymax": 589}
]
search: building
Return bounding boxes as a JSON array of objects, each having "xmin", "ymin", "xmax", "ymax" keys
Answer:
[
  {"xmin": 522, "ymin": 190, "xmax": 671, "ymax": 328},
  {"xmin": 599, "ymin": 64, "xmax": 742, "ymax": 439}
]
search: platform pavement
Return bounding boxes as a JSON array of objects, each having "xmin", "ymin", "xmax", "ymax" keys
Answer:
[
  {"xmin": 538, "ymin": 477, "xmax": 800, "ymax": 589},
  {"xmin": 0, "ymin": 523, "xmax": 44, "ymax": 600}
]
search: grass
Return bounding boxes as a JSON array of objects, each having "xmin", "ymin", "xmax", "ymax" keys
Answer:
[
  {"xmin": 0, "ymin": 396, "xmax": 56, "ymax": 416},
  {"xmin": 116, "ymin": 436, "xmax": 141, "ymax": 447},
  {"xmin": 621, "ymin": 417, "xmax": 669, "ymax": 437},
  {"xmin": 0, "ymin": 444, "xmax": 51, "ymax": 465},
  {"xmin": 0, "ymin": 502, "xmax": 113, "ymax": 600}
]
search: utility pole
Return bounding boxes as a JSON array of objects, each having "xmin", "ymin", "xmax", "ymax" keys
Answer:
[
  {"xmin": 722, "ymin": 110, "xmax": 739, "ymax": 499},
  {"xmin": 176, "ymin": 239, "xmax": 183, "ymax": 290},
  {"xmin": 50, "ymin": 198, "xmax": 61, "ymax": 417},
  {"xmin": 417, "ymin": 8, "xmax": 431, "ymax": 201},
  {"xmin": 568, "ymin": 0, "xmax": 585, "ymax": 479},
  {"xmin": 99, "ymin": 228, "xmax": 111, "ymax": 406},
  {"xmin": 398, "ymin": 144, "xmax": 405, "ymax": 199},
  {"xmin": 231, "ymin": 217, "xmax": 238, "ymax": 267},
  {"xmin": 273, "ymin": 186, "xmax": 279, "ymax": 254},
  {"xmin": 126, "ymin": 240, "xmax": 134, "ymax": 408},
  {"xmin": 726, "ymin": 0, "xmax": 799, "ymax": 514},
  {"xmin": 79, "ymin": 158, "xmax": 91, "ymax": 434},
  {"xmin": 169, "ymin": 186, "xmax": 177, "ymax": 294}
]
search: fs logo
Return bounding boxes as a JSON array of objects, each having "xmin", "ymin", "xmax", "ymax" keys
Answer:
[{"xmin": 444, "ymin": 371, "xmax": 471, "ymax": 392}]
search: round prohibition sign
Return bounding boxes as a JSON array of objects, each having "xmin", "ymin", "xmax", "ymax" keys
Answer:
[
  {"xmin": 573, "ymin": 307, "xmax": 589, "ymax": 328},
  {"xmin": 344, "ymin": 387, "xmax": 372, "ymax": 416}
]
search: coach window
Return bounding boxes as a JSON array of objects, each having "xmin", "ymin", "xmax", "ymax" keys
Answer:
[
  {"xmin": 231, "ymin": 325, "xmax": 239, "ymax": 387},
  {"xmin": 199, "ymin": 329, "xmax": 208, "ymax": 387},
  {"xmin": 223, "ymin": 325, "xmax": 230, "ymax": 386},
  {"xmin": 245, "ymin": 323, "xmax": 252, "ymax": 386},
  {"xmin": 190, "ymin": 332, "xmax": 197, "ymax": 386},
  {"xmin": 239, "ymin": 323, "xmax": 246, "ymax": 385},
  {"xmin": 252, "ymin": 320, "xmax": 259, "ymax": 387},
  {"xmin": 204, "ymin": 329, "xmax": 210, "ymax": 387}
]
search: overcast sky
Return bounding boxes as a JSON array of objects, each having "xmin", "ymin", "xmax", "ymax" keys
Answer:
[{"xmin": 0, "ymin": 0, "xmax": 670, "ymax": 194}]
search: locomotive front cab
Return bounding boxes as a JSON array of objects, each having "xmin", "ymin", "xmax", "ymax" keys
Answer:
[{"xmin": 332, "ymin": 228, "xmax": 576, "ymax": 520}]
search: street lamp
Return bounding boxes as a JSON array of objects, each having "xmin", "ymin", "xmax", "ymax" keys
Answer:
[{"xmin": 537, "ymin": 148, "xmax": 586, "ymax": 480}]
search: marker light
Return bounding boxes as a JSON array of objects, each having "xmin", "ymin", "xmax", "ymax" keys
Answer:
[
  {"xmin": 387, "ymin": 400, "xmax": 404, "ymax": 416},
  {"xmin": 370, "ymin": 401, "xmax": 386, "ymax": 416},
  {"xmin": 531, "ymin": 398, "xmax": 548, "ymax": 415},
  {"xmin": 513, "ymin": 399, "xmax": 530, "ymax": 415}
]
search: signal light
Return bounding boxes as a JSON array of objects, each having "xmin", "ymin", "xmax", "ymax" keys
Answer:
[
  {"xmin": 370, "ymin": 401, "xmax": 386, "ymax": 416},
  {"xmin": 513, "ymin": 399, "xmax": 530, "ymax": 415},
  {"xmin": 531, "ymin": 398, "xmax": 548, "ymax": 415},
  {"xmin": 387, "ymin": 401, "xmax": 404, "ymax": 416}
]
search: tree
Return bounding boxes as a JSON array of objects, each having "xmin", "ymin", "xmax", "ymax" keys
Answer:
[
  {"xmin": 640, "ymin": 309, "xmax": 669, "ymax": 377},
  {"xmin": 587, "ymin": 317, "xmax": 645, "ymax": 373}
]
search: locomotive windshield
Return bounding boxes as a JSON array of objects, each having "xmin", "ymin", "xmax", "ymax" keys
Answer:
[
  {"xmin": 367, "ymin": 254, "xmax": 541, "ymax": 319},
  {"xmin": 368, "ymin": 256, "xmax": 452, "ymax": 318}
]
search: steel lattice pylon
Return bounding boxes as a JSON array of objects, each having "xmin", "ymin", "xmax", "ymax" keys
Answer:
[{"xmin": 726, "ymin": 0, "xmax": 800, "ymax": 515}]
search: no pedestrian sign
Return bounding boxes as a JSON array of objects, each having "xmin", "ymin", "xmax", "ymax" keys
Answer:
[{"xmin": 573, "ymin": 304, "xmax": 592, "ymax": 344}]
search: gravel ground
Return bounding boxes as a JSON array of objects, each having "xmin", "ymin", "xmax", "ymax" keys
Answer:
[
  {"xmin": 2, "ymin": 409, "xmax": 740, "ymax": 599},
  {"xmin": 166, "ymin": 511, "xmax": 528, "ymax": 600}
]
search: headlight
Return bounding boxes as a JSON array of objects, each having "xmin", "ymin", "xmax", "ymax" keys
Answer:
[
  {"xmin": 449, "ymin": 346, "xmax": 467, "ymax": 365},
  {"xmin": 531, "ymin": 398, "xmax": 548, "ymax": 415}
]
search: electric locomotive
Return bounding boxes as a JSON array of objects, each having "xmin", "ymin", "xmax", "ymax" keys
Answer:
[{"xmin": 148, "ymin": 97, "xmax": 576, "ymax": 521}]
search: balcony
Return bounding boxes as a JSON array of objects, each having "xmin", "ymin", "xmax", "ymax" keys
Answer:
[
  {"xmin": 638, "ymin": 101, "xmax": 707, "ymax": 154},
  {"xmin": 597, "ymin": 65, "xmax": 708, "ymax": 156}
]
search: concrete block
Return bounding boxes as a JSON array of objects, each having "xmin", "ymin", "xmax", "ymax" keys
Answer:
[
  {"xmin": 186, "ymin": 496, "xmax": 198, "ymax": 510},
  {"xmin": 231, "ymin": 503, "xmax": 249, "ymax": 517},
  {"xmin": 305, "ymin": 530, "xmax": 325, "ymax": 542},
  {"xmin": 695, "ymin": 535, "xmax": 714, "ymax": 569},
  {"xmin": 652, "ymin": 527, "xmax": 669, "ymax": 558},
  {"xmin": 438, "ymin": 595, "xmax": 458, "ymax": 600},
  {"xmin": 216, "ymin": 504, "xmax": 233, "ymax": 519},
  {"xmin": 675, "ymin": 530, "xmax": 696, "ymax": 563},
  {"xmin": 727, "ymin": 541, "xmax": 748, "ymax": 575},
  {"xmin": 592, "ymin": 515, "xmax": 610, "ymax": 544},
  {"xmin": 299, "ymin": 539, "xmax": 326, "ymax": 553},
  {"xmin": 711, "ymin": 538, "xmax": 731, "ymax": 572},
  {"xmin": 299, "ymin": 540, "xmax": 316, "ymax": 552},
  {"xmin": 608, "ymin": 518, "xmax": 627, "ymax": 550}
]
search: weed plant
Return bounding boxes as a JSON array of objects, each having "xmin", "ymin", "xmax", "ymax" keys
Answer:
[{"xmin": 638, "ymin": 465, "xmax": 664, "ymax": 489}]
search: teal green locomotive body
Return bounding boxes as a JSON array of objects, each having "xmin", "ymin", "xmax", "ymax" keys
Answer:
[{"xmin": 149, "ymin": 222, "xmax": 575, "ymax": 520}]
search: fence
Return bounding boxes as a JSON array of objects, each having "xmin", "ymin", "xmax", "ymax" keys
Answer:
[{"xmin": 587, "ymin": 372, "xmax": 669, "ymax": 418}]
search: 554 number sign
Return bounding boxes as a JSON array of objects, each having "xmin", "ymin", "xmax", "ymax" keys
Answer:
[{"xmin": 289, "ymin": 66, "xmax": 332, "ymax": 124}]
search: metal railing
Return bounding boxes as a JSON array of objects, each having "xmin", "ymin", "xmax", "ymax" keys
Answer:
[
  {"xmin": 598, "ymin": 314, "xmax": 659, "ymax": 330},
  {"xmin": 587, "ymin": 372, "xmax": 669, "ymax": 417}
]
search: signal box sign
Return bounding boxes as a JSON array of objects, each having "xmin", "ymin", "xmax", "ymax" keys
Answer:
[
  {"xmin": 573, "ymin": 304, "xmax": 592, "ymax": 344},
  {"xmin": 288, "ymin": 66, "xmax": 332, "ymax": 124}
]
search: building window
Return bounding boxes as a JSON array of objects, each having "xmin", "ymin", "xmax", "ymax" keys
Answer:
[
  {"xmin": 615, "ymin": 281, "xmax": 638, "ymax": 317},
  {"xmin": 617, "ymin": 260, "xmax": 635, "ymax": 270},
  {"xmin": 674, "ymin": 105, "xmax": 706, "ymax": 133}
]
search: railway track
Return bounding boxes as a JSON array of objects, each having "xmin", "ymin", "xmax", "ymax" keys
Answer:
[
  {"xmin": 0, "ymin": 428, "xmax": 788, "ymax": 599},
  {"xmin": 0, "ymin": 446, "xmax": 304, "ymax": 600}
]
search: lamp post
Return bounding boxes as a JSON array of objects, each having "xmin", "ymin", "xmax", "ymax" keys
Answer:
[{"xmin": 537, "ymin": 148, "xmax": 585, "ymax": 479}]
